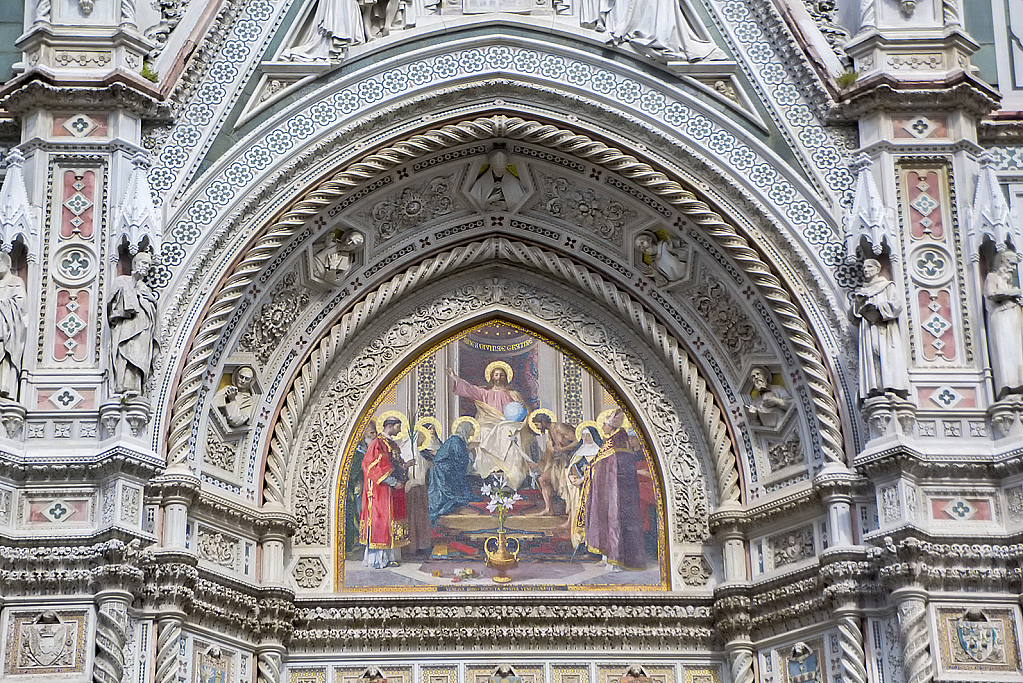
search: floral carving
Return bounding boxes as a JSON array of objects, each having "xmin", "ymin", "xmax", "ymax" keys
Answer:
[
  {"xmin": 238, "ymin": 273, "xmax": 310, "ymax": 366},
  {"xmin": 364, "ymin": 175, "xmax": 457, "ymax": 240},
  {"xmin": 197, "ymin": 529, "xmax": 237, "ymax": 569},
  {"xmin": 767, "ymin": 438, "xmax": 801, "ymax": 472},
  {"xmin": 678, "ymin": 555, "xmax": 711, "ymax": 586},
  {"xmin": 204, "ymin": 428, "xmax": 237, "ymax": 472},
  {"xmin": 686, "ymin": 275, "xmax": 763, "ymax": 360},
  {"xmin": 531, "ymin": 172, "xmax": 635, "ymax": 243},
  {"xmin": 292, "ymin": 557, "xmax": 326, "ymax": 589}
]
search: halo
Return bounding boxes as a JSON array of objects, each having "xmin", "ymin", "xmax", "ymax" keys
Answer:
[
  {"xmin": 527, "ymin": 408, "xmax": 556, "ymax": 434},
  {"xmin": 596, "ymin": 408, "xmax": 632, "ymax": 435},
  {"xmin": 414, "ymin": 416, "xmax": 443, "ymax": 443},
  {"xmin": 575, "ymin": 420, "xmax": 602, "ymax": 441},
  {"xmin": 484, "ymin": 360, "xmax": 514, "ymax": 384},
  {"xmin": 377, "ymin": 409, "xmax": 409, "ymax": 440},
  {"xmin": 451, "ymin": 416, "xmax": 480, "ymax": 442}
]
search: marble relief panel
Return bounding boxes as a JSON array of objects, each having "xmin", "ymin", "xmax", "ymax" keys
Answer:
[
  {"xmin": 4, "ymin": 610, "xmax": 88, "ymax": 676},
  {"xmin": 933, "ymin": 605, "xmax": 1023, "ymax": 678}
]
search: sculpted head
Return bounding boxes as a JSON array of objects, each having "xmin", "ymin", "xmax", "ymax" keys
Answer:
[
  {"xmin": 489, "ymin": 149, "xmax": 508, "ymax": 178},
  {"xmin": 0, "ymin": 252, "xmax": 11, "ymax": 277},
  {"xmin": 750, "ymin": 367, "xmax": 771, "ymax": 391},
  {"xmin": 635, "ymin": 234, "xmax": 656, "ymax": 256},
  {"xmin": 994, "ymin": 250, "xmax": 1020, "ymax": 274},
  {"xmin": 862, "ymin": 258, "xmax": 881, "ymax": 280},
  {"xmin": 133, "ymin": 251, "xmax": 153, "ymax": 277},
  {"xmin": 233, "ymin": 366, "xmax": 255, "ymax": 391}
]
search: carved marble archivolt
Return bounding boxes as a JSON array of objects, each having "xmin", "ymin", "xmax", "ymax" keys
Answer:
[{"xmin": 167, "ymin": 115, "xmax": 844, "ymax": 480}]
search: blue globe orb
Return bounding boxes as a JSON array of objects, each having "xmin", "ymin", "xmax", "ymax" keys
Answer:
[{"xmin": 503, "ymin": 401, "xmax": 527, "ymax": 422}]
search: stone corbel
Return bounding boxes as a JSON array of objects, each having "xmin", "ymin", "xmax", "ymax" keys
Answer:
[
  {"xmin": 861, "ymin": 393, "xmax": 916, "ymax": 440},
  {"xmin": 989, "ymin": 395, "xmax": 1023, "ymax": 439},
  {"xmin": 99, "ymin": 399, "xmax": 152, "ymax": 440},
  {"xmin": 0, "ymin": 401, "xmax": 26, "ymax": 440}
]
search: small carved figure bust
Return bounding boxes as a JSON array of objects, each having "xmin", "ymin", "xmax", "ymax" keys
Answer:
[
  {"xmin": 469, "ymin": 149, "xmax": 525, "ymax": 211},
  {"xmin": 312, "ymin": 230, "xmax": 364, "ymax": 284},
  {"xmin": 745, "ymin": 366, "xmax": 791, "ymax": 428},
  {"xmin": 214, "ymin": 366, "xmax": 256, "ymax": 428},
  {"xmin": 635, "ymin": 232, "xmax": 685, "ymax": 284}
]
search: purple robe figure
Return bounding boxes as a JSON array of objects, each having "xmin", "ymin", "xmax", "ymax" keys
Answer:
[{"xmin": 576, "ymin": 421, "xmax": 646, "ymax": 570}]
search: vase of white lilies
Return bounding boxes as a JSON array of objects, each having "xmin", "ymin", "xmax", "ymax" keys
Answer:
[{"xmin": 481, "ymin": 481, "xmax": 521, "ymax": 583}]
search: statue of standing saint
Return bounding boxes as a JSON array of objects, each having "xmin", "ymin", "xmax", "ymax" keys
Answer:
[
  {"xmin": 851, "ymin": 259, "xmax": 909, "ymax": 402},
  {"xmin": 108, "ymin": 252, "xmax": 159, "ymax": 397},
  {"xmin": 984, "ymin": 251, "xmax": 1023, "ymax": 400},
  {"xmin": 0, "ymin": 253, "xmax": 26, "ymax": 401}
]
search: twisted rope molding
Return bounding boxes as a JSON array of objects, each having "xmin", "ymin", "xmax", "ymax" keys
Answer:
[
  {"xmin": 265, "ymin": 238, "xmax": 737, "ymax": 511},
  {"xmin": 167, "ymin": 115, "xmax": 843, "ymax": 470}
]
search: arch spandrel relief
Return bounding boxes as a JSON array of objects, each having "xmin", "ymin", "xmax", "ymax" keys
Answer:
[{"xmin": 333, "ymin": 319, "xmax": 670, "ymax": 591}]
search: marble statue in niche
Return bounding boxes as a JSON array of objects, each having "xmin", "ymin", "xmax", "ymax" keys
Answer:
[
  {"xmin": 311, "ymin": 229, "xmax": 364, "ymax": 285},
  {"xmin": 108, "ymin": 251, "xmax": 158, "ymax": 398},
  {"xmin": 744, "ymin": 366, "xmax": 791, "ymax": 429},
  {"xmin": 214, "ymin": 366, "xmax": 257, "ymax": 428},
  {"xmin": 468, "ymin": 148, "xmax": 526, "ymax": 212},
  {"xmin": 984, "ymin": 250, "xmax": 1023, "ymax": 400},
  {"xmin": 0, "ymin": 252, "xmax": 26, "ymax": 402},
  {"xmin": 635, "ymin": 230, "xmax": 686, "ymax": 285},
  {"xmin": 850, "ymin": 258, "xmax": 909, "ymax": 402}
]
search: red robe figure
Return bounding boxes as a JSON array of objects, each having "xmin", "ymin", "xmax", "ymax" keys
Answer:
[{"xmin": 359, "ymin": 416, "xmax": 410, "ymax": 568}]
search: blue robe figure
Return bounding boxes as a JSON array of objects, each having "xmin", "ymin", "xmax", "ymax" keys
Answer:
[{"xmin": 428, "ymin": 422, "xmax": 475, "ymax": 521}]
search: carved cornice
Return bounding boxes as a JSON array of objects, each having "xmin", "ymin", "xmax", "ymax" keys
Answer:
[
  {"xmin": 708, "ymin": 487, "xmax": 822, "ymax": 536},
  {"xmin": 0, "ymin": 534, "xmax": 150, "ymax": 596},
  {"xmin": 169, "ymin": 486, "xmax": 298, "ymax": 538},
  {"xmin": 749, "ymin": 568, "xmax": 827, "ymax": 640},
  {"xmin": 979, "ymin": 116, "xmax": 1023, "ymax": 144},
  {"xmin": 167, "ymin": 115, "xmax": 844, "ymax": 483},
  {"xmin": 867, "ymin": 531, "xmax": 1023, "ymax": 594},
  {"xmin": 0, "ymin": 76, "xmax": 171, "ymax": 120},
  {"xmin": 293, "ymin": 595, "xmax": 716, "ymax": 652},
  {"xmin": 830, "ymin": 72, "xmax": 1000, "ymax": 121},
  {"xmin": 0, "ymin": 445, "xmax": 165, "ymax": 483},
  {"xmin": 854, "ymin": 442, "xmax": 1023, "ymax": 480}
]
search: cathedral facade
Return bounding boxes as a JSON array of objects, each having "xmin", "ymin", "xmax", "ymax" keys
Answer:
[{"xmin": 0, "ymin": 0, "xmax": 1020, "ymax": 681}]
